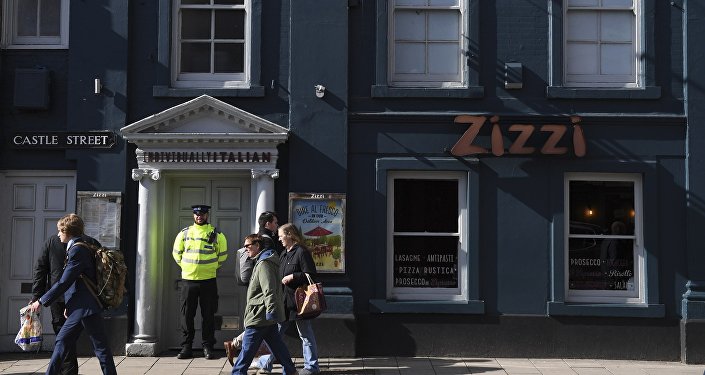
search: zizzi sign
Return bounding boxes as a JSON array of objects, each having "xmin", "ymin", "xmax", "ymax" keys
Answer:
[
  {"xmin": 11, "ymin": 131, "xmax": 116, "ymax": 149},
  {"xmin": 450, "ymin": 115, "xmax": 586, "ymax": 157}
]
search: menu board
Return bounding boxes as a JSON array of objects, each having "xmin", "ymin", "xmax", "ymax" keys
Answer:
[
  {"xmin": 393, "ymin": 235, "xmax": 458, "ymax": 288},
  {"xmin": 568, "ymin": 238, "xmax": 635, "ymax": 291},
  {"xmin": 76, "ymin": 191, "xmax": 122, "ymax": 250}
]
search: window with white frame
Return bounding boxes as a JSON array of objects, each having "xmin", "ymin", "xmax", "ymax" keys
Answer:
[
  {"xmin": 565, "ymin": 173, "xmax": 644, "ymax": 304},
  {"xmin": 387, "ymin": 171, "xmax": 468, "ymax": 301},
  {"xmin": 172, "ymin": 0, "xmax": 249, "ymax": 88},
  {"xmin": 564, "ymin": 0, "xmax": 640, "ymax": 88},
  {"xmin": 388, "ymin": 0, "xmax": 467, "ymax": 88},
  {"xmin": 1, "ymin": 0, "xmax": 69, "ymax": 49}
]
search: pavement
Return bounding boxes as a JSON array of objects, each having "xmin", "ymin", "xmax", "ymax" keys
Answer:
[{"xmin": 2, "ymin": 352, "xmax": 705, "ymax": 375}]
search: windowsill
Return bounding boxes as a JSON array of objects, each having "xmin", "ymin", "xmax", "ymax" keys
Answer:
[
  {"xmin": 371, "ymin": 85, "xmax": 484, "ymax": 98},
  {"xmin": 152, "ymin": 85, "xmax": 265, "ymax": 98},
  {"xmin": 547, "ymin": 301, "xmax": 665, "ymax": 318},
  {"xmin": 546, "ymin": 86, "xmax": 662, "ymax": 99},
  {"xmin": 370, "ymin": 299, "xmax": 485, "ymax": 314}
]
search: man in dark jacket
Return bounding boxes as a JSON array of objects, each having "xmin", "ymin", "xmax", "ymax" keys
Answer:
[
  {"xmin": 32, "ymin": 233, "xmax": 101, "ymax": 375},
  {"xmin": 257, "ymin": 211, "xmax": 284, "ymax": 255}
]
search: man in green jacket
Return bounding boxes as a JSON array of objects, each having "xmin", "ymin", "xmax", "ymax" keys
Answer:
[{"xmin": 230, "ymin": 234, "xmax": 298, "ymax": 375}]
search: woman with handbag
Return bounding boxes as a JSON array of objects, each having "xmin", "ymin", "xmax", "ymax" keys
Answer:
[{"xmin": 253, "ymin": 223, "xmax": 320, "ymax": 375}]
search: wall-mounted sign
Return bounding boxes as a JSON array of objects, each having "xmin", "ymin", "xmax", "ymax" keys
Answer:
[
  {"xmin": 10, "ymin": 131, "xmax": 116, "ymax": 149},
  {"xmin": 77, "ymin": 191, "xmax": 122, "ymax": 250},
  {"xmin": 142, "ymin": 151, "xmax": 271, "ymax": 164},
  {"xmin": 289, "ymin": 193, "xmax": 346, "ymax": 273},
  {"xmin": 451, "ymin": 115, "xmax": 586, "ymax": 157}
]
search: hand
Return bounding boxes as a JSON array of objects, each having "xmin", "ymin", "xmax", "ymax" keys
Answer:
[
  {"xmin": 281, "ymin": 274, "xmax": 294, "ymax": 285},
  {"xmin": 29, "ymin": 301, "xmax": 41, "ymax": 313}
]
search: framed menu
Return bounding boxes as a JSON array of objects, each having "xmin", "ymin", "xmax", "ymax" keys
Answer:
[
  {"xmin": 288, "ymin": 193, "xmax": 346, "ymax": 273},
  {"xmin": 76, "ymin": 191, "xmax": 122, "ymax": 250}
]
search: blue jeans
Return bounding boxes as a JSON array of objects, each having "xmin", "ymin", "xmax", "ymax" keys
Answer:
[
  {"xmin": 257, "ymin": 319, "xmax": 319, "ymax": 373},
  {"xmin": 232, "ymin": 324, "xmax": 296, "ymax": 375}
]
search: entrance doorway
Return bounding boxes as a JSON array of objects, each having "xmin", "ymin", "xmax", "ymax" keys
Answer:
[
  {"xmin": 0, "ymin": 171, "xmax": 76, "ymax": 351},
  {"xmin": 163, "ymin": 175, "xmax": 251, "ymax": 349}
]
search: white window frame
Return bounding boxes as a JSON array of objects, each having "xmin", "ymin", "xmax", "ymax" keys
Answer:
[
  {"xmin": 386, "ymin": 170, "xmax": 468, "ymax": 301},
  {"xmin": 171, "ymin": 0, "xmax": 251, "ymax": 89},
  {"xmin": 563, "ymin": 0, "xmax": 641, "ymax": 88},
  {"xmin": 387, "ymin": 0, "xmax": 467, "ymax": 88},
  {"xmin": 564, "ymin": 173, "xmax": 645, "ymax": 304},
  {"xmin": 1, "ymin": 0, "xmax": 69, "ymax": 49}
]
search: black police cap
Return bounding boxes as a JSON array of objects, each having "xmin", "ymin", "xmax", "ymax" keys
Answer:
[{"xmin": 192, "ymin": 205, "xmax": 211, "ymax": 214}]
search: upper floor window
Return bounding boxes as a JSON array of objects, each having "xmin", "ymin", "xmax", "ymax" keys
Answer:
[
  {"xmin": 564, "ymin": 0, "xmax": 640, "ymax": 88},
  {"xmin": 1, "ymin": 0, "xmax": 69, "ymax": 49},
  {"xmin": 388, "ymin": 0, "xmax": 467, "ymax": 88},
  {"xmin": 565, "ymin": 173, "xmax": 644, "ymax": 304},
  {"xmin": 387, "ymin": 171, "xmax": 468, "ymax": 301},
  {"xmin": 172, "ymin": 0, "xmax": 249, "ymax": 88}
]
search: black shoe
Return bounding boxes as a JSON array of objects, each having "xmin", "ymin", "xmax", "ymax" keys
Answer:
[
  {"xmin": 203, "ymin": 345, "xmax": 216, "ymax": 360},
  {"xmin": 177, "ymin": 347, "xmax": 192, "ymax": 359}
]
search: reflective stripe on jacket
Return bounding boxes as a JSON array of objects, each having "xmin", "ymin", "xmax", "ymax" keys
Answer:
[{"xmin": 173, "ymin": 224, "xmax": 228, "ymax": 280}]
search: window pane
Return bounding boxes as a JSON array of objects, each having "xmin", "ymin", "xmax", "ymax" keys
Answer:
[
  {"xmin": 215, "ymin": 10, "xmax": 244, "ymax": 39},
  {"xmin": 566, "ymin": 43, "xmax": 598, "ymax": 74},
  {"xmin": 428, "ymin": 43, "xmax": 459, "ymax": 74},
  {"xmin": 394, "ymin": 179, "xmax": 458, "ymax": 232},
  {"xmin": 39, "ymin": 0, "xmax": 60, "ymax": 36},
  {"xmin": 601, "ymin": 0, "xmax": 633, "ymax": 8},
  {"xmin": 396, "ymin": 0, "xmax": 428, "ymax": 5},
  {"xmin": 600, "ymin": 12, "xmax": 633, "ymax": 42},
  {"xmin": 17, "ymin": 0, "xmax": 39, "ymax": 37},
  {"xmin": 182, "ymin": 0, "xmax": 209, "ymax": 4},
  {"xmin": 568, "ymin": 238, "xmax": 635, "ymax": 291},
  {"xmin": 216, "ymin": 0, "xmax": 245, "ymax": 4},
  {"xmin": 393, "ymin": 235, "xmax": 458, "ymax": 288},
  {"xmin": 395, "ymin": 10, "xmax": 425, "ymax": 41},
  {"xmin": 427, "ymin": 11, "xmax": 458, "ymax": 41},
  {"xmin": 600, "ymin": 44, "xmax": 633, "ymax": 75},
  {"xmin": 214, "ymin": 43, "xmax": 244, "ymax": 73},
  {"xmin": 569, "ymin": 180, "xmax": 635, "ymax": 235},
  {"xmin": 568, "ymin": 0, "xmax": 599, "ymax": 6},
  {"xmin": 182, "ymin": 9, "xmax": 211, "ymax": 39},
  {"xmin": 181, "ymin": 43, "xmax": 211, "ymax": 72},
  {"xmin": 395, "ymin": 43, "xmax": 426, "ymax": 73},
  {"xmin": 566, "ymin": 11, "xmax": 598, "ymax": 41},
  {"xmin": 429, "ymin": 0, "xmax": 459, "ymax": 6}
]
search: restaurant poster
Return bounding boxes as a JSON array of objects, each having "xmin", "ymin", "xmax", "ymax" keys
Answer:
[
  {"xmin": 76, "ymin": 191, "xmax": 122, "ymax": 250},
  {"xmin": 288, "ymin": 193, "xmax": 345, "ymax": 273}
]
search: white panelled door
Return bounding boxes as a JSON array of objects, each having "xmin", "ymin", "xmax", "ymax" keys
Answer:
[{"xmin": 0, "ymin": 171, "xmax": 76, "ymax": 352}]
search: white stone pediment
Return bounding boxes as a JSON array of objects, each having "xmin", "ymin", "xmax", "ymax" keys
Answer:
[
  {"xmin": 120, "ymin": 95, "xmax": 288, "ymax": 146},
  {"xmin": 120, "ymin": 95, "xmax": 288, "ymax": 171}
]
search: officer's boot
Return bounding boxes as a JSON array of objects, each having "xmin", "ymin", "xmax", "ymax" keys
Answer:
[{"xmin": 177, "ymin": 346, "xmax": 192, "ymax": 359}]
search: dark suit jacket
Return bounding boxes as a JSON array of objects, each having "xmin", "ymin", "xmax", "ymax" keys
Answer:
[
  {"xmin": 39, "ymin": 239, "xmax": 102, "ymax": 316},
  {"xmin": 32, "ymin": 235, "xmax": 102, "ymax": 303}
]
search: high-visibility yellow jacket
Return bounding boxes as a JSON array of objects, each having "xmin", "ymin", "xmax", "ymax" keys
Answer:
[{"xmin": 173, "ymin": 223, "xmax": 228, "ymax": 280}]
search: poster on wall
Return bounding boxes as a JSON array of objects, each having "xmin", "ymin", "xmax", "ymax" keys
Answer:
[
  {"xmin": 288, "ymin": 193, "xmax": 345, "ymax": 273},
  {"xmin": 76, "ymin": 191, "xmax": 122, "ymax": 250}
]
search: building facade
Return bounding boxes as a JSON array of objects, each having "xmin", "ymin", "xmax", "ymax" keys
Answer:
[{"xmin": 2, "ymin": 0, "xmax": 705, "ymax": 363}]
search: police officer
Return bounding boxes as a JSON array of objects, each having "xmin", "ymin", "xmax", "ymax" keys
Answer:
[{"xmin": 173, "ymin": 204, "xmax": 228, "ymax": 360}]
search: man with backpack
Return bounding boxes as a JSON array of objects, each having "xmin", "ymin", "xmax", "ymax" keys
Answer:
[
  {"xmin": 173, "ymin": 204, "xmax": 228, "ymax": 360},
  {"xmin": 30, "ymin": 214, "xmax": 117, "ymax": 375},
  {"xmin": 31, "ymin": 233, "xmax": 102, "ymax": 375}
]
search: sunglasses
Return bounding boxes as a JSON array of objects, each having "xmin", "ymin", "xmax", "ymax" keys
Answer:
[{"xmin": 244, "ymin": 243, "xmax": 255, "ymax": 248}]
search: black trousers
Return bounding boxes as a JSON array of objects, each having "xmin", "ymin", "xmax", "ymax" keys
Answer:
[
  {"xmin": 50, "ymin": 301, "xmax": 79, "ymax": 375},
  {"xmin": 179, "ymin": 278, "xmax": 218, "ymax": 348}
]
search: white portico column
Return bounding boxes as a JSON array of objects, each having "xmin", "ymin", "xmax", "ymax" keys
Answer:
[
  {"xmin": 126, "ymin": 168, "xmax": 161, "ymax": 356},
  {"xmin": 251, "ymin": 169, "xmax": 279, "ymax": 230}
]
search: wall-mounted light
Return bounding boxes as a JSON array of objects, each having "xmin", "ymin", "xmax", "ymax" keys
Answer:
[
  {"xmin": 586, "ymin": 206, "xmax": 594, "ymax": 217},
  {"xmin": 94, "ymin": 78, "xmax": 102, "ymax": 95},
  {"xmin": 314, "ymin": 84, "xmax": 326, "ymax": 98}
]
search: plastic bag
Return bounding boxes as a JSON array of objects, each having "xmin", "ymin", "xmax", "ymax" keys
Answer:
[{"xmin": 14, "ymin": 305, "xmax": 42, "ymax": 351}]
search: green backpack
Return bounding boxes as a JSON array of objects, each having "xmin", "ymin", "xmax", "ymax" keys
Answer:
[{"xmin": 74, "ymin": 242, "xmax": 128, "ymax": 309}]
